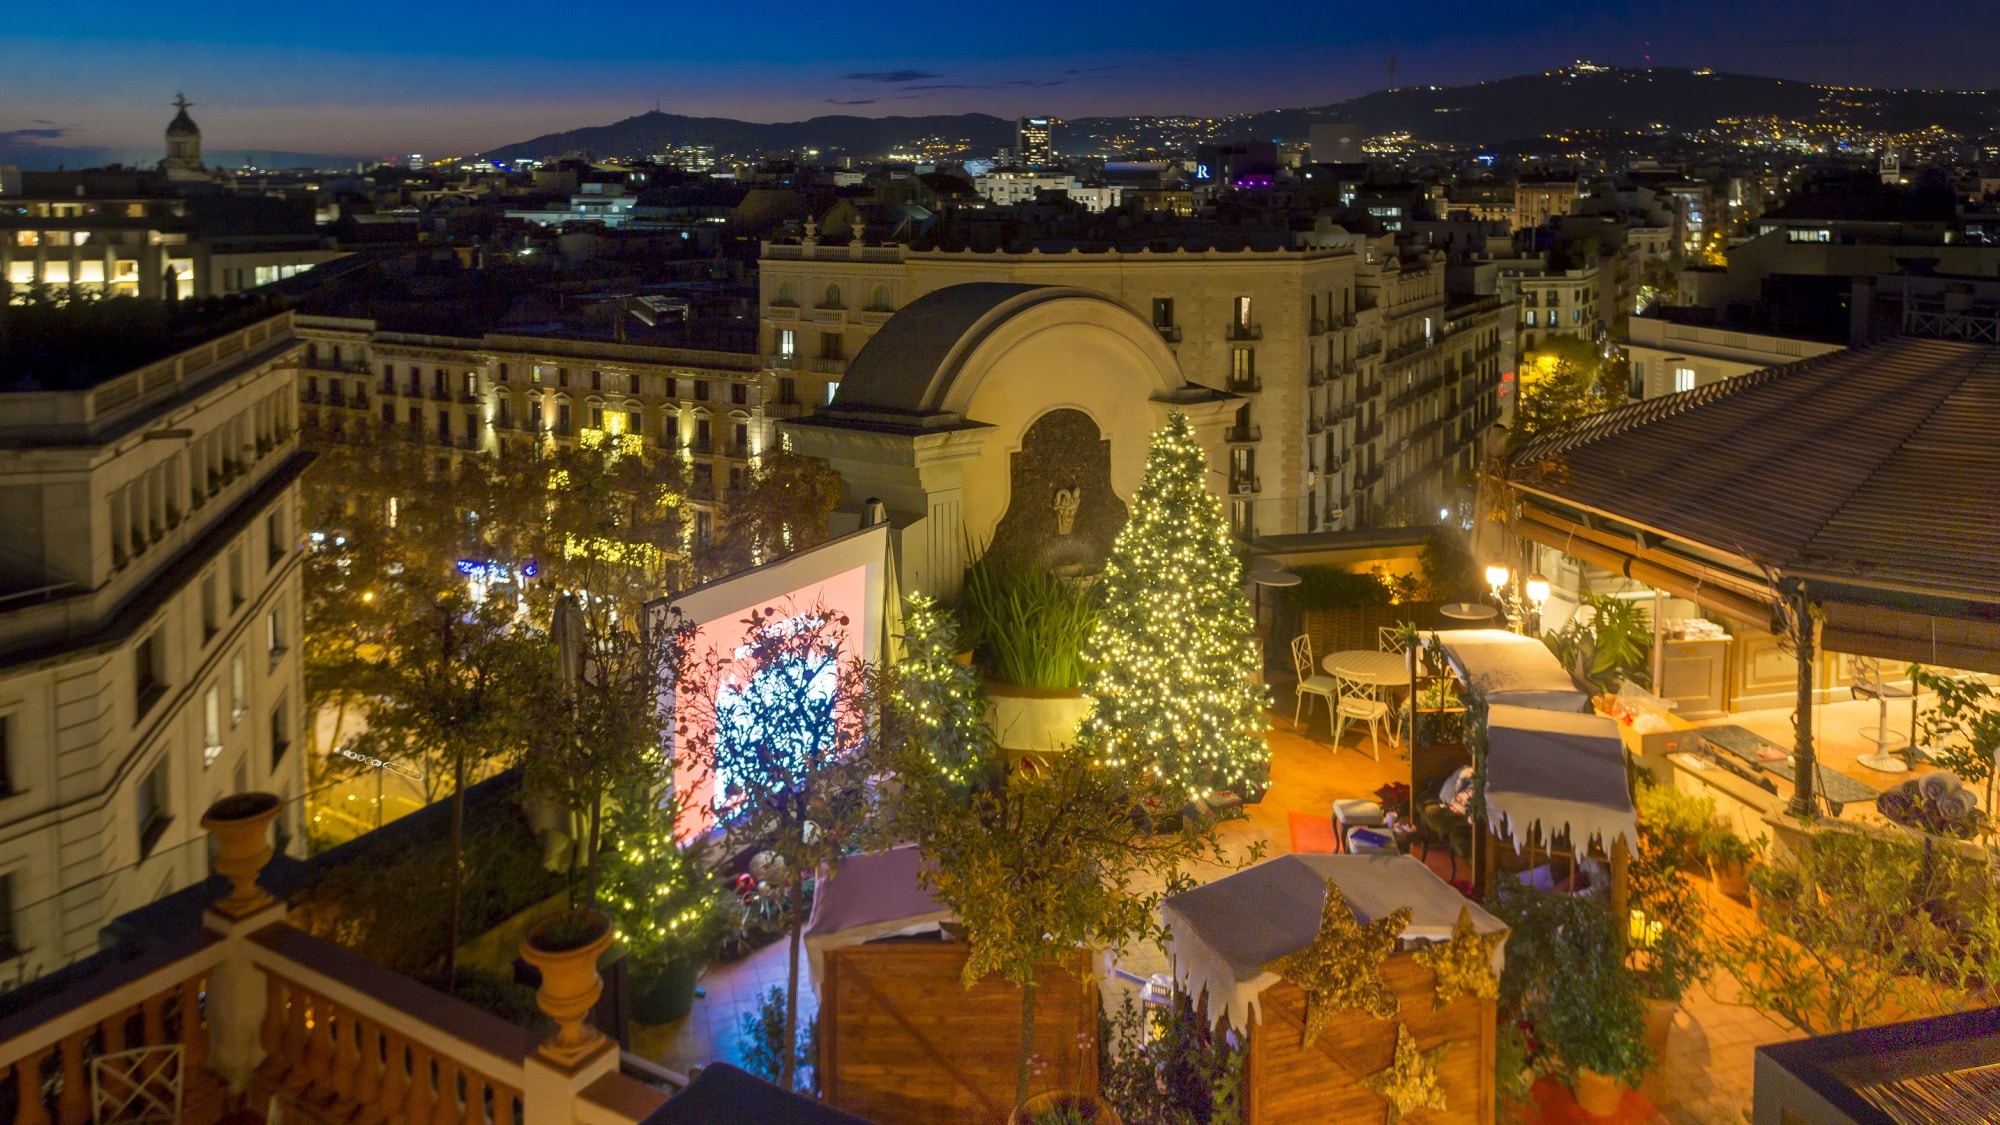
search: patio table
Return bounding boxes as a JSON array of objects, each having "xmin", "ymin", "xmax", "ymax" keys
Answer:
[
  {"xmin": 1321, "ymin": 650, "xmax": 1413, "ymax": 683},
  {"xmin": 1696, "ymin": 724, "xmax": 1879, "ymax": 814}
]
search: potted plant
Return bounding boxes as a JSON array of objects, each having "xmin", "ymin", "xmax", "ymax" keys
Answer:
[
  {"xmin": 1487, "ymin": 883, "xmax": 1652, "ymax": 1117},
  {"xmin": 962, "ymin": 553, "xmax": 1099, "ymax": 753},
  {"xmin": 520, "ymin": 909, "xmax": 615, "ymax": 1060},
  {"xmin": 201, "ymin": 791, "xmax": 285, "ymax": 916},
  {"xmin": 599, "ymin": 796, "xmax": 729, "ymax": 1026},
  {"xmin": 1700, "ymin": 823, "xmax": 1759, "ymax": 900},
  {"xmin": 1626, "ymin": 844, "xmax": 1712, "ymax": 1058}
]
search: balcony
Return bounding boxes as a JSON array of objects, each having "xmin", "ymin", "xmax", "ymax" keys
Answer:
[
  {"xmin": 0, "ymin": 793, "xmax": 681, "ymax": 1125},
  {"xmin": 1356, "ymin": 377, "xmax": 1384, "ymax": 401},
  {"xmin": 1355, "ymin": 339, "xmax": 1383, "ymax": 359},
  {"xmin": 1224, "ymin": 424, "xmax": 1262, "ymax": 444},
  {"xmin": 1355, "ymin": 418, "xmax": 1384, "ymax": 443},
  {"xmin": 762, "ymin": 354, "xmax": 800, "ymax": 370},
  {"xmin": 1310, "ymin": 318, "xmax": 1327, "ymax": 337},
  {"xmin": 1307, "ymin": 415, "xmax": 1325, "ymax": 436},
  {"xmin": 429, "ymin": 387, "xmax": 452, "ymax": 403},
  {"xmin": 1308, "ymin": 366, "xmax": 1327, "ymax": 388},
  {"xmin": 765, "ymin": 401, "xmax": 809, "ymax": 420},
  {"xmin": 1225, "ymin": 323, "xmax": 1262, "ymax": 341},
  {"xmin": 1225, "ymin": 376, "xmax": 1262, "ymax": 394},
  {"xmin": 1156, "ymin": 324, "xmax": 1183, "ymax": 343},
  {"xmin": 1228, "ymin": 475, "xmax": 1261, "ymax": 495},
  {"xmin": 811, "ymin": 358, "xmax": 848, "ymax": 375}
]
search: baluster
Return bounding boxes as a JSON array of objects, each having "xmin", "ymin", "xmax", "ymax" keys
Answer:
[
  {"xmin": 101, "ymin": 1006, "xmax": 131, "ymax": 1053},
  {"xmin": 352, "ymin": 1023, "xmax": 384, "ymax": 1125},
  {"xmin": 281, "ymin": 985, "xmax": 313, "ymax": 1091},
  {"xmin": 258, "ymin": 975, "xmax": 287, "ymax": 1081},
  {"xmin": 377, "ymin": 1031, "xmax": 410, "ymax": 1125},
  {"xmin": 55, "ymin": 1030, "xmax": 89, "ymax": 1125},
  {"xmin": 141, "ymin": 992, "xmax": 167, "ymax": 1047},
  {"xmin": 15, "ymin": 1048, "xmax": 52, "ymax": 1125},
  {"xmin": 428, "ymin": 1059, "xmax": 462, "ymax": 1125},
  {"xmin": 304, "ymin": 995, "xmax": 338, "ymax": 1100},
  {"xmin": 330, "ymin": 1008, "xmax": 361, "ymax": 1105},
  {"xmin": 466, "ymin": 1077, "xmax": 493, "ymax": 1125},
  {"xmin": 179, "ymin": 976, "xmax": 209, "ymax": 1075},
  {"xmin": 401, "ymin": 1045, "xmax": 433, "ymax": 1125}
]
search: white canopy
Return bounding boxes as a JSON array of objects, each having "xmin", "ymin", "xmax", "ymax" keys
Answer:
[
  {"xmin": 1485, "ymin": 704, "xmax": 1637, "ymax": 853},
  {"xmin": 1433, "ymin": 628, "xmax": 1592, "ymax": 712},
  {"xmin": 801, "ymin": 845, "xmax": 955, "ymax": 989},
  {"xmin": 1160, "ymin": 854, "xmax": 1507, "ymax": 1032}
]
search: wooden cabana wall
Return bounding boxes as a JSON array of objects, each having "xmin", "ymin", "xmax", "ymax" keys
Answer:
[
  {"xmin": 818, "ymin": 942, "xmax": 1097, "ymax": 1125},
  {"xmin": 1242, "ymin": 954, "xmax": 1496, "ymax": 1125}
]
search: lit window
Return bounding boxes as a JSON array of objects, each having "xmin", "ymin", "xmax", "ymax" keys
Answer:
[
  {"xmin": 203, "ymin": 686, "xmax": 223, "ymax": 767},
  {"xmin": 1673, "ymin": 367, "xmax": 1696, "ymax": 394}
]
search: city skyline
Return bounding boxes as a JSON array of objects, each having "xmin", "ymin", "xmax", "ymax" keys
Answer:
[{"xmin": 4, "ymin": 0, "xmax": 1995, "ymax": 162}]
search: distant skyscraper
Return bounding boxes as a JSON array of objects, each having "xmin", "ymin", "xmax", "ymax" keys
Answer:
[{"xmin": 1016, "ymin": 117, "xmax": 1054, "ymax": 167}]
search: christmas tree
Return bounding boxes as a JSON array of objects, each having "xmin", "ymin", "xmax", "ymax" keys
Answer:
[
  {"xmin": 1079, "ymin": 411, "xmax": 1269, "ymax": 800},
  {"xmin": 890, "ymin": 594, "xmax": 995, "ymax": 787}
]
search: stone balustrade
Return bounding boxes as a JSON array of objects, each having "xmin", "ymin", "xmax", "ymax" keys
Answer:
[{"xmin": 0, "ymin": 794, "xmax": 670, "ymax": 1125}]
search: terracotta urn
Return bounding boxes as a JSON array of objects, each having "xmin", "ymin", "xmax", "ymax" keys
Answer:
[
  {"xmin": 1641, "ymin": 996, "xmax": 1678, "ymax": 1060},
  {"xmin": 1010, "ymin": 1092, "xmax": 1123, "ymax": 1125},
  {"xmin": 1571, "ymin": 1068, "xmax": 1629, "ymax": 1118},
  {"xmin": 520, "ymin": 909, "xmax": 615, "ymax": 1064},
  {"xmin": 200, "ymin": 792, "xmax": 283, "ymax": 918}
]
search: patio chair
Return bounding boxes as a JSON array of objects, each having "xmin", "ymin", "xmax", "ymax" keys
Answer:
[
  {"xmin": 1331, "ymin": 670, "xmax": 1395, "ymax": 760},
  {"xmin": 1379, "ymin": 625, "xmax": 1408, "ymax": 653},
  {"xmin": 1291, "ymin": 634, "xmax": 1340, "ymax": 734}
]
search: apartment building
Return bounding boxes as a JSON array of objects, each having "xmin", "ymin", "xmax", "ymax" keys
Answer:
[
  {"xmin": 1513, "ymin": 179, "xmax": 1580, "ymax": 232},
  {"xmin": 290, "ymin": 318, "xmax": 777, "ymax": 539},
  {"xmin": 0, "ymin": 313, "xmax": 309, "ymax": 974},
  {"xmin": 1624, "ymin": 314, "xmax": 1844, "ymax": 398},
  {"xmin": 1498, "ymin": 257, "xmax": 1605, "ymax": 360},
  {"xmin": 756, "ymin": 232, "xmax": 1504, "ymax": 536}
]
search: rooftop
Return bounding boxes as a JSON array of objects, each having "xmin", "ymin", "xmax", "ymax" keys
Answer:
[{"xmin": 0, "ymin": 294, "xmax": 288, "ymax": 393}]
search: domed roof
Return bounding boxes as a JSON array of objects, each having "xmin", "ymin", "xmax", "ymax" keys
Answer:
[
  {"xmin": 166, "ymin": 94, "xmax": 199, "ymax": 136},
  {"xmin": 830, "ymin": 283, "xmax": 1126, "ymax": 419}
]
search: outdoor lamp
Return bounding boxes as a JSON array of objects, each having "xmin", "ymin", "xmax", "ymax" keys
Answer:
[
  {"xmin": 1484, "ymin": 564, "xmax": 1511, "ymax": 594},
  {"xmin": 1525, "ymin": 572, "xmax": 1551, "ymax": 608}
]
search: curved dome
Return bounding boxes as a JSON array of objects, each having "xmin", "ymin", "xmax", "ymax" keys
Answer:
[
  {"xmin": 166, "ymin": 108, "xmax": 200, "ymax": 137},
  {"xmin": 832, "ymin": 283, "xmax": 1144, "ymax": 418}
]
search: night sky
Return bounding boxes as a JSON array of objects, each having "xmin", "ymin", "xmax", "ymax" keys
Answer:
[{"xmin": 3, "ymin": 1, "xmax": 1992, "ymax": 162}]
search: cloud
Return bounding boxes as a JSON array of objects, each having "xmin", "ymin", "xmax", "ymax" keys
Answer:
[
  {"xmin": 841, "ymin": 70, "xmax": 943, "ymax": 84},
  {"xmin": 1, "ymin": 127, "xmax": 69, "ymax": 140},
  {"xmin": 824, "ymin": 98, "xmax": 877, "ymax": 105},
  {"xmin": 1065, "ymin": 65, "xmax": 1123, "ymax": 74},
  {"xmin": 899, "ymin": 79, "xmax": 1064, "ymax": 92}
]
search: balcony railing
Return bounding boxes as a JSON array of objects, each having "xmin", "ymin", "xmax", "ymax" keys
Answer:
[
  {"xmin": 1310, "ymin": 318, "xmax": 1327, "ymax": 337},
  {"xmin": 1226, "ymin": 376, "xmax": 1262, "ymax": 394},
  {"xmin": 1156, "ymin": 324, "xmax": 1183, "ymax": 343},
  {"xmin": 0, "ymin": 794, "xmax": 674, "ymax": 1125},
  {"xmin": 1228, "ymin": 475, "xmax": 1261, "ymax": 495},
  {"xmin": 1224, "ymin": 425, "xmax": 1262, "ymax": 444},
  {"xmin": 1225, "ymin": 323, "xmax": 1262, "ymax": 341},
  {"xmin": 811, "ymin": 358, "xmax": 848, "ymax": 375},
  {"xmin": 1355, "ymin": 418, "xmax": 1384, "ymax": 443}
]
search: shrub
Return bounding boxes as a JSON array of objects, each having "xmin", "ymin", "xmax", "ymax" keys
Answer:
[
  {"xmin": 738, "ymin": 985, "xmax": 817, "ymax": 1093},
  {"xmin": 1279, "ymin": 566, "xmax": 1393, "ymax": 613},
  {"xmin": 1099, "ymin": 992, "xmax": 1243, "ymax": 1125},
  {"xmin": 961, "ymin": 555, "xmax": 1099, "ymax": 688}
]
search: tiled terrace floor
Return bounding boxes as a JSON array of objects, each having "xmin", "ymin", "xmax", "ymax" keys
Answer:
[{"xmin": 632, "ymin": 692, "xmax": 1946, "ymax": 1118}]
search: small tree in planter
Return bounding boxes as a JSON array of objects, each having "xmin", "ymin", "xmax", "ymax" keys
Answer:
[
  {"xmin": 1487, "ymin": 883, "xmax": 1651, "ymax": 1108},
  {"xmin": 883, "ymin": 596, "xmax": 1238, "ymax": 1112},
  {"xmin": 523, "ymin": 597, "xmax": 694, "ymax": 907},
  {"xmin": 675, "ymin": 601, "xmax": 878, "ymax": 1091},
  {"xmin": 598, "ymin": 790, "xmax": 730, "ymax": 1025},
  {"xmin": 1079, "ymin": 411, "xmax": 1268, "ymax": 802}
]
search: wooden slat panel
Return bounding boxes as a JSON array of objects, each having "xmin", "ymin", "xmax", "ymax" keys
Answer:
[
  {"xmin": 821, "ymin": 944, "xmax": 1096, "ymax": 1125},
  {"xmin": 1246, "ymin": 951, "xmax": 1493, "ymax": 1125}
]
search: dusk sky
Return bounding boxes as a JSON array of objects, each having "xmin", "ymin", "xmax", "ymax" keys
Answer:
[{"xmin": 4, "ymin": 1, "xmax": 1992, "ymax": 162}]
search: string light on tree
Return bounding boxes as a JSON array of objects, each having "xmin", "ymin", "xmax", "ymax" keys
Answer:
[{"xmin": 1079, "ymin": 410, "xmax": 1269, "ymax": 801}]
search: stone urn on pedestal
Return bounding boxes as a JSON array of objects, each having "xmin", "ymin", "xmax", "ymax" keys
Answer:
[
  {"xmin": 521, "ymin": 909, "xmax": 615, "ymax": 1065},
  {"xmin": 201, "ymin": 792, "xmax": 284, "ymax": 918}
]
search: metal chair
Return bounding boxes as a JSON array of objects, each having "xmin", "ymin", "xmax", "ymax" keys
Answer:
[
  {"xmin": 1291, "ymin": 634, "xmax": 1340, "ymax": 735},
  {"xmin": 1379, "ymin": 625, "xmax": 1408, "ymax": 653},
  {"xmin": 1332, "ymin": 670, "xmax": 1395, "ymax": 761}
]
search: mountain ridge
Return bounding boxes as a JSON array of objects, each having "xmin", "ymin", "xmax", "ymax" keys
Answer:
[{"xmin": 483, "ymin": 65, "xmax": 2000, "ymax": 161}]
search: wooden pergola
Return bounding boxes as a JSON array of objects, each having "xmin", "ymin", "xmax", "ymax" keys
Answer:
[{"xmin": 1504, "ymin": 336, "xmax": 2000, "ymax": 815}]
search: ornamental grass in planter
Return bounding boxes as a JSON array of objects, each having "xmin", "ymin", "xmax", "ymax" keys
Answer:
[{"xmin": 961, "ymin": 554, "xmax": 1099, "ymax": 689}]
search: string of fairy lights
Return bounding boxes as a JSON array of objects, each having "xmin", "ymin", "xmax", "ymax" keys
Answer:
[{"xmin": 1079, "ymin": 411, "xmax": 1271, "ymax": 800}]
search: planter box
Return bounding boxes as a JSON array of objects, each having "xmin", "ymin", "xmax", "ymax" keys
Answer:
[{"xmin": 985, "ymin": 681, "xmax": 1091, "ymax": 753}]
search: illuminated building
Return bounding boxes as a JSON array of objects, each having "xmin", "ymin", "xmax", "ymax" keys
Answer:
[
  {"xmin": 1016, "ymin": 117, "xmax": 1054, "ymax": 167},
  {"xmin": 0, "ymin": 312, "xmax": 309, "ymax": 975},
  {"xmin": 161, "ymin": 93, "xmax": 205, "ymax": 182},
  {"xmin": 1513, "ymin": 178, "xmax": 1580, "ymax": 232},
  {"xmin": 759, "ymin": 232, "xmax": 1503, "ymax": 537},
  {"xmin": 290, "ymin": 319, "xmax": 790, "ymax": 538}
]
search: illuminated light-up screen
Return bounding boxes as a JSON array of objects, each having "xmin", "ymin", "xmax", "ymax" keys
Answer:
[{"xmin": 658, "ymin": 524, "xmax": 888, "ymax": 841}]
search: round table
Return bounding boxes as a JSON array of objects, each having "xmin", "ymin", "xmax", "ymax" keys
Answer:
[
  {"xmin": 1439, "ymin": 602, "xmax": 1500, "ymax": 623},
  {"xmin": 1321, "ymin": 650, "xmax": 1413, "ymax": 682}
]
